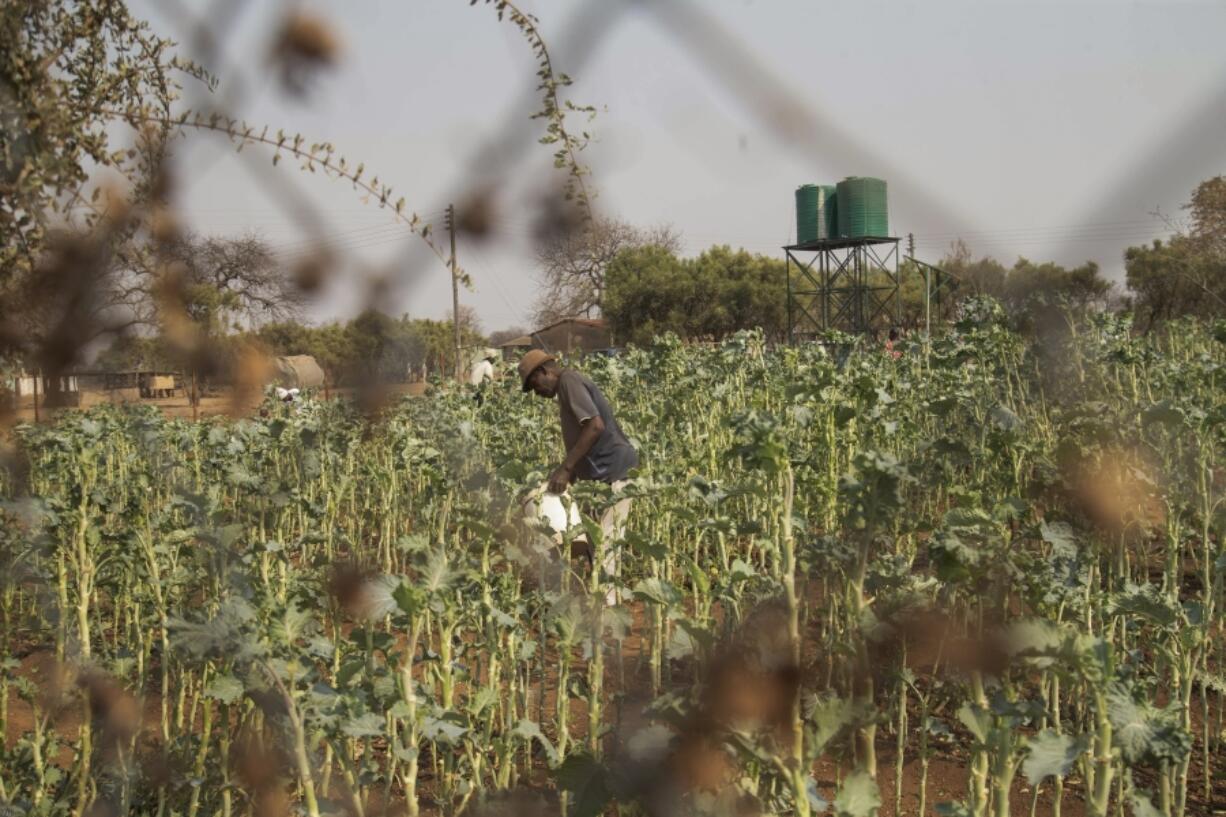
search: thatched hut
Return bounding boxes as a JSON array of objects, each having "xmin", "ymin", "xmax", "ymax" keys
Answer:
[{"xmin": 271, "ymin": 355, "xmax": 325, "ymax": 389}]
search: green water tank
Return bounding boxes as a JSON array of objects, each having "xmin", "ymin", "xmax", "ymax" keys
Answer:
[
  {"xmin": 795, "ymin": 184, "xmax": 820, "ymax": 244},
  {"xmin": 818, "ymin": 184, "xmax": 838, "ymax": 239},
  {"xmin": 835, "ymin": 177, "xmax": 888, "ymax": 238},
  {"xmin": 796, "ymin": 184, "xmax": 839, "ymax": 243}
]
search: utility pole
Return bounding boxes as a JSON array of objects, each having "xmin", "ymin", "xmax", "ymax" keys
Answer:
[
  {"xmin": 907, "ymin": 232, "xmax": 930, "ymax": 336},
  {"xmin": 447, "ymin": 203, "xmax": 462, "ymax": 382},
  {"xmin": 924, "ymin": 267, "xmax": 932, "ymax": 343}
]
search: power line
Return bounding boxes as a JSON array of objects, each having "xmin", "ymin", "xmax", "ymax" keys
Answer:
[
  {"xmin": 912, "ymin": 229, "xmax": 1178, "ymax": 250},
  {"xmin": 272, "ymin": 211, "xmax": 450, "ymax": 258},
  {"xmin": 273, "ymin": 223, "xmax": 418, "ymax": 254},
  {"xmin": 465, "ymin": 239, "xmax": 527, "ymax": 325}
]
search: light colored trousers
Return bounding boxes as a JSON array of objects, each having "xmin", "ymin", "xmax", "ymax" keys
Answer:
[{"xmin": 598, "ymin": 480, "xmax": 632, "ymax": 605}]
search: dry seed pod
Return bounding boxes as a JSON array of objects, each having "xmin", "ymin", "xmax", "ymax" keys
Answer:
[
  {"xmin": 277, "ymin": 12, "xmax": 340, "ymax": 64},
  {"xmin": 228, "ymin": 344, "xmax": 274, "ymax": 416},
  {"xmin": 531, "ymin": 186, "xmax": 586, "ymax": 248},
  {"xmin": 457, "ymin": 189, "xmax": 497, "ymax": 239},
  {"xmin": 291, "ymin": 252, "xmax": 332, "ymax": 294},
  {"xmin": 668, "ymin": 730, "xmax": 734, "ymax": 793},
  {"xmin": 327, "ymin": 561, "xmax": 374, "ymax": 616},
  {"xmin": 78, "ymin": 669, "xmax": 140, "ymax": 754},
  {"xmin": 28, "ymin": 653, "xmax": 74, "ymax": 715},
  {"xmin": 149, "ymin": 204, "xmax": 181, "ymax": 245},
  {"xmin": 272, "ymin": 11, "xmax": 342, "ymax": 95}
]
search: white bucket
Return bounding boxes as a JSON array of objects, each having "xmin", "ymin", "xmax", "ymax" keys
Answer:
[{"xmin": 522, "ymin": 482, "xmax": 582, "ymax": 541}]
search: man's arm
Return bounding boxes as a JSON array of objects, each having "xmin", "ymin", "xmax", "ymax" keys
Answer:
[{"xmin": 549, "ymin": 415, "xmax": 605, "ymax": 492}]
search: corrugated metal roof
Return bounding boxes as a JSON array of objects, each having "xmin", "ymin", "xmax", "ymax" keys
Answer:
[{"xmin": 536, "ymin": 317, "xmax": 607, "ymax": 333}]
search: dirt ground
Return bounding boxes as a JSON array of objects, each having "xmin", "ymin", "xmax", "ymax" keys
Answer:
[
  {"xmin": 3, "ymin": 393, "xmax": 1224, "ymax": 815},
  {"xmin": 7, "ymin": 602, "xmax": 1222, "ymax": 816}
]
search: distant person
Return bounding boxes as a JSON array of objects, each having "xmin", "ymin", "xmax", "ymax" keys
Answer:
[
  {"xmin": 470, "ymin": 348, "xmax": 498, "ymax": 406},
  {"xmin": 274, "ymin": 386, "xmax": 303, "ymax": 413},
  {"xmin": 885, "ymin": 328, "xmax": 902, "ymax": 360},
  {"xmin": 519, "ymin": 349, "xmax": 638, "ymax": 604}
]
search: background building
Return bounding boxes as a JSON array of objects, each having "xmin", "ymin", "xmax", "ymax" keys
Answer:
[{"xmin": 499, "ymin": 318, "xmax": 613, "ymax": 360}]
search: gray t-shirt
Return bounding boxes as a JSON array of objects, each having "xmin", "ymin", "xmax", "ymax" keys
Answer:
[{"xmin": 556, "ymin": 369, "xmax": 638, "ymax": 483}]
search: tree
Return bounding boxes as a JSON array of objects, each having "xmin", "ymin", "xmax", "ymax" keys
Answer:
[
  {"xmin": 107, "ymin": 232, "xmax": 304, "ymax": 333},
  {"xmin": 603, "ymin": 244, "xmax": 788, "ymax": 345},
  {"xmin": 929, "ymin": 241, "xmax": 1112, "ymax": 333},
  {"xmin": 256, "ymin": 320, "xmax": 351, "ymax": 386},
  {"xmin": 93, "ymin": 334, "xmax": 176, "ymax": 372},
  {"xmin": 1003, "ymin": 257, "xmax": 1112, "ymax": 314},
  {"xmin": 488, "ymin": 325, "xmax": 529, "ymax": 346},
  {"xmin": 2, "ymin": 0, "xmax": 597, "ymax": 403},
  {"xmin": 75, "ymin": 231, "xmax": 301, "ymax": 400},
  {"xmin": 533, "ymin": 217, "xmax": 679, "ymax": 326},
  {"xmin": 1123, "ymin": 178, "xmax": 1226, "ymax": 331},
  {"xmin": 0, "ymin": 0, "xmax": 199, "ymax": 293},
  {"xmin": 251, "ymin": 310, "xmax": 485, "ymax": 386},
  {"xmin": 1187, "ymin": 175, "xmax": 1226, "ymax": 258},
  {"xmin": 448, "ymin": 305, "xmax": 484, "ymax": 341},
  {"xmin": 1125, "ymin": 236, "xmax": 1223, "ymax": 331},
  {"xmin": 939, "ymin": 240, "xmax": 1008, "ymax": 298},
  {"xmin": 691, "ymin": 245, "xmax": 788, "ymax": 341},
  {"xmin": 603, "ymin": 245, "xmax": 689, "ymax": 346}
]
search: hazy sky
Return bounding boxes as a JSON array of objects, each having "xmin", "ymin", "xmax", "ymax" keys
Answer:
[{"xmin": 130, "ymin": 0, "xmax": 1226, "ymax": 332}]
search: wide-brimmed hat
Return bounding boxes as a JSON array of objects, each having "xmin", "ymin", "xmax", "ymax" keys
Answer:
[{"xmin": 517, "ymin": 349, "xmax": 555, "ymax": 392}]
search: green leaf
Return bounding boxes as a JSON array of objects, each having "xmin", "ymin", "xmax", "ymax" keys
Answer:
[
  {"xmin": 682, "ymin": 554, "xmax": 710, "ymax": 598},
  {"xmin": 805, "ymin": 775, "xmax": 829, "ymax": 813},
  {"xmin": 989, "ymin": 404, "xmax": 1022, "ymax": 432},
  {"xmin": 666, "ymin": 623, "xmax": 698, "ymax": 660},
  {"xmin": 392, "ymin": 741, "xmax": 418, "ymax": 763},
  {"xmin": 336, "ymin": 659, "xmax": 365, "ymax": 689},
  {"xmin": 204, "ymin": 674, "xmax": 244, "ymax": 705},
  {"xmin": 341, "ymin": 712, "xmax": 385, "ymax": 739},
  {"xmin": 625, "ymin": 531, "xmax": 667, "ymax": 561},
  {"xmin": 421, "ymin": 712, "xmax": 468, "ymax": 745},
  {"xmin": 420, "ymin": 549, "xmax": 454, "ymax": 596},
  {"xmin": 927, "ymin": 395, "xmax": 960, "ymax": 416},
  {"xmin": 1040, "ymin": 520, "xmax": 1078, "ymax": 558},
  {"xmin": 633, "ymin": 578, "xmax": 682, "ymax": 608},
  {"xmin": 728, "ymin": 558, "xmax": 756, "ymax": 582},
  {"xmin": 833, "ymin": 770, "xmax": 880, "ymax": 817},
  {"xmin": 512, "ymin": 719, "xmax": 558, "ymax": 765},
  {"xmin": 957, "ymin": 702, "xmax": 991, "ymax": 745},
  {"xmin": 1006, "ymin": 619, "xmax": 1064, "ymax": 659},
  {"xmin": 1141, "ymin": 401, "xmax": 1185, "ymax": 429},
  {"xmin": 929, "ymin": 436, "xmax": 971, "ymax": 464},
  {"xmin": 553, "ymin": 752, "xmax": 613, "ymax": 817},
  {"xmin": 1106, "ymin": 684, "xmax": 1191, "ymax": 766},
  {"xmin": 393, "ymin": 581, "xmax": 425, "ymax": 617},
  {"xmin": 807, "ymin": 696, "xmax": 859, "ymax": 758},
  {"xmin": 467, "ymin": 687, "xmax": 500, "ymax": 719},
  {"xmin": 1022, "ymin": 730, "xmax": 1089, "ymax": 784},
  {"xmin": 1110, "ymin": 584, "xmax": 1179, "ymax": 629},
  {"xmin": 1128, "ymin": 786, "xmax": 1162, "ymax": 817}
]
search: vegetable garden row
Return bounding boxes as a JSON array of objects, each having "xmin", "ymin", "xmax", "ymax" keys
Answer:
[{"xmin": 1, "ymin": 301, "xmax": 1223, "ymax": 817}]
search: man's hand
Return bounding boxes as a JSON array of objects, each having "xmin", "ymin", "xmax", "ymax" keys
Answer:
[{"xmin": 547, "ymin": 465, "xmax": 572, "ymax": 494}]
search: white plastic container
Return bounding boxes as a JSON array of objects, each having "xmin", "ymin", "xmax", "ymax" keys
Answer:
[{"xmin": 523, "ymin": 482, "xmax": 581, "ymax": 539}]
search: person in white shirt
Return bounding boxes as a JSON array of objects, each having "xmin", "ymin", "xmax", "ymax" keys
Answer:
[
  {"xmin": 469, "ymin": 355, "xmax": 495, "ymax": 386},
  {"xmin": 469, "ymin": 348, "xmax": 498, "ymax": 405}
]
